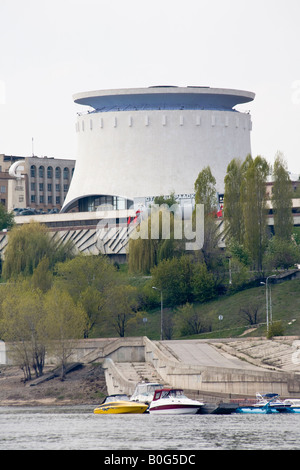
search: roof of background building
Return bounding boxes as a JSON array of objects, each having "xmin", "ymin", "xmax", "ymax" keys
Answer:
[{"xmin": 73, "ymin": 86, "xmax": 255, "ymax": 113}]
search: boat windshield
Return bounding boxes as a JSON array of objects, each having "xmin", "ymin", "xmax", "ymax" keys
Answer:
[
  {"xmin": 103, "ymin": 394, "xmax": 129, "ymax": 403},
  {"xmin": 157, "ymin": 389, "xmax": 186, "ymax": 399}
]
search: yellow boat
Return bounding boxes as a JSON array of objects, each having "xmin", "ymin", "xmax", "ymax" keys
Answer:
[{"xmin": 93, "ymin": 394, "xmax": 148, "ymax": 414}]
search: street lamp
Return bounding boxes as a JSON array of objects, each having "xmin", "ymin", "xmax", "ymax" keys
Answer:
[
  {"xmin": 260, "ymin": 275, "xmax": 276, "ymax": 334},
  {"xmin": 152, "ymin": 286, "xmax": 163, "ymax": 340}
]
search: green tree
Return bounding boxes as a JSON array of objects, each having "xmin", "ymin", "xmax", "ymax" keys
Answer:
[
  {"xmin": 0, "ymin": 203, "xmax": 14, "ymax": 231},
  {"xmin": 2, "ymin": 222, "xmax": 74, "ymax": 280},
  {"xmin": 194, "ymin": 166, "xmax": 224, "ymax": 274},
  {"xmin": 271, "ymin": 152, "xmax": 294, "ymax": 240},
  {"xmin": 154, "ymin": 192, "xmax": 177, "ymax": 207},
  {"xmin": 151, "ymin": 255, "xmax": 216, "ymax": 307},
  {"xmin": 44, "ymin": 286, "xmax": 88, "ymax": 380},
  {"xmin": 104, "ymin": 284, "xmax": 139, "ymax": 337},
  {"xmin": 224, "ymin": 158, "xmax": 244, "ymax": 244},
  {"xmin": 32, "ymin": 257, "xmax": 53, "ymax": 292},
  {"xmin": 0, "ymin": 282, "xmax": 46, "ymax": 381},
  {"xmin": 241, "ymin": 155, "xmax": 269, "ymax": 271},
  {"xmin": 194, "ymin": 166, "xmax": 217, "ymax": 216},
  {"xmin": 264, "ymin": 236, "xmax": 300, "ymax": 270},
  {"xmin": 191, "ymin": 262, "xmax": 216, "ymax": 303},
  {"xmin": 128, "ymin": 219, "xmax": 159, "ymax": 274},
  {"xmin": 174, "ymin": 303, "xmax": 210, "ymax": 337},
  {"xmin": 128, "ymin": 204, "xmax": 184, "ymax": 274},
  {"xmin": 151, "ymin": 256, "xmax": 193, "ymax": 307},
  {"xmin": 55, "ymin": 254, "xmax": 118, "ymax": 336}
]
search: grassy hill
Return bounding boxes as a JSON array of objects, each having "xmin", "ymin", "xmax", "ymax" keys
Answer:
[{"xmin": 125, "ymin": 277, "xmax": 300, "ymax": 340}]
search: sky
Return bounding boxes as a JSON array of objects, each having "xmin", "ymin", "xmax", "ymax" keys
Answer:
[{"xmin": 0, "ymin": 0, "xmax": 300, "ymax": 174}]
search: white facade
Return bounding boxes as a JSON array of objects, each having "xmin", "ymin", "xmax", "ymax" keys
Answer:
[{"xmin": 62, "ymin": 87, "xmax": 254, "ymax": 213}]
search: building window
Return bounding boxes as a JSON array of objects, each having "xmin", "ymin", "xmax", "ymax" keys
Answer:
[
  {"xmin": 39, "ymin": 183, "xmax": 44, "ymax": 192},
  {"xmin": 39, "ymin": 166, "xmax": 44, "ymax": 178},
  {"xmin": 48, "ymin": 195, "xmax": 52, "ymax": 204},
  {"xmin": 30, "ymin": 165, "xmax": 36, "ymax": 177},
  {"xmin": 47, "ymin": 166, "xmax": 53, "ymax": 179},
  {"xmin": 31, "ymin": 195, "xmax": 36, "ymax": 203},
  {"xmin": 47, "ymin": 183, "xmax": 52, "ymax": 192},
  {"xmin": 55, "ymin": 167, "xmax": 61, "ymax": 179},
  {"xmin": 31, "ymin": 182, "xmax": 36, "ymax": 191},
  {"xmin": 56, "ymin": 184, "xmax": 60, "ymax": 192},
  {"xmin": 0, "ymin": 186, "xmax": 6, "ymax": 193},
  {"xmin": 40, "ymin": 195, "xmax": 44, "ymax": 204},
  {"xmin": 63, "ymin": 167, "xmax": 69, "ymax": 180},
  {"xmin": 56, "ymin": 196, "xmax": 60, "ymax": 205},
  {"xmin": 64, "ymin": 184, "xmax": 69, "ymax": 192}
]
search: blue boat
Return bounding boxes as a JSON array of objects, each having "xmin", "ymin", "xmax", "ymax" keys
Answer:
[{"xmin": 235, "ymin": 393, "xmax": 292, "ymax": 414}]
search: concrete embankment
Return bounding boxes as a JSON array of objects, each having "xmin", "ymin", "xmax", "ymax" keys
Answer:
[
  {"xmin": 82, "ymin": 336, "xmax": 300, "ymax": 400},
  {"xmin": 3, "ymin": 336, "xmax": 300, "ymax": 401}
]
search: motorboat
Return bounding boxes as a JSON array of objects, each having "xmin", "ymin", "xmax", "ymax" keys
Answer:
[
  {"xmin": 149, "ymin": 388, "xmax": 203, "ymax": 415},
  {"xmin": 283, "ymin": 399, "xmax": 300, "ymax": 413},
  {"xmin": 130, "ymin": 382, "xmax": 164, "ymax": 404},
  {"xmin": 235, "ymin": 393, "xmax": 291, "ymax": 414},
  {"xmin": 94, "ymin": 394, "xmax": 148, "ymax": 414}
]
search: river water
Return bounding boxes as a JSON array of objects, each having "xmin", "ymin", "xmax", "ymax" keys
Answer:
[{"xmin": 0, "ymin": 405, "xmax": 299, "ymax": 451}]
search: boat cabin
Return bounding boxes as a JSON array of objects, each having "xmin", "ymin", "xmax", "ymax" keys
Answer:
[
  {"xmin": 130, "ymin": 382, "xmax": 163, "ymax": 403},
  {"xmin": 153, "ymin": 388, "xmax": 186, "ymax": 401}
]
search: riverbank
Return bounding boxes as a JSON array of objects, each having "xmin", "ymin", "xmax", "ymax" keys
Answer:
[{"xmin": 0, "ymin": 364, "xmax": 108, "ymax": 406}]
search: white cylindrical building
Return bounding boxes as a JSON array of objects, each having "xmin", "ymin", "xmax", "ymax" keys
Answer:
[{"xmin": 62, "ymin": 86, "xmax": 254, "ymax": 213}]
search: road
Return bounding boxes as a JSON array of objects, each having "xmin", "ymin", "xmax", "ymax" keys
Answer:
[{"xmin": 162, "ymin": 340, "xmax": 264, "ymax": 370}]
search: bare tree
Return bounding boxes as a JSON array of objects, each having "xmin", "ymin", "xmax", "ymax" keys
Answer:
[{"xmin": 239, "ymin": 302, "xmax": 261, "ymax": 326}]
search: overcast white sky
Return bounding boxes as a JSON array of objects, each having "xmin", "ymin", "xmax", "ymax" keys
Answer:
[{"xmin": 0, "ymin": 0, "xmax": 300, "ymax": 174}]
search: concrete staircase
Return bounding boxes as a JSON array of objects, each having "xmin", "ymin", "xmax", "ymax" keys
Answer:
[
  {"xmin": 214, "ymin": 337, "xmax": 300, "ymax": 372},
  {"xmin": 114, "ymin": 362, "xmax": 164, "ymax": 384}
]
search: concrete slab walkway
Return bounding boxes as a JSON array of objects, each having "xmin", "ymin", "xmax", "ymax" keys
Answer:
[{"xmin": 162, "ymin": 340, "xmax": 266, "ymax": 370}]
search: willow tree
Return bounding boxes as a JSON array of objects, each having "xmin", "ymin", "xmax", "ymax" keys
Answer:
[
  {"xmin": 271, "ymin": 152, "xmax": 294, "ymax": 240},
  {"xmin": 127, "ymin": 216, "xmax": 159, "ymax": 274},
  {"xmin": 2, "ymin": 221, "xmax": 74, "ymax": 280},
  {"xmin": 128, "ymin": 203, "xmax": 184, "ymax": 274},
  {"xmin": 241, "ymin": 155, "xmax": 269, "ymax": 271}
]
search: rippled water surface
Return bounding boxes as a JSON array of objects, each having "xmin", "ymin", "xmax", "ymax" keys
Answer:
[{"xmin": 0, "ymin": 405, "xmax": 300, "ymax": 450}]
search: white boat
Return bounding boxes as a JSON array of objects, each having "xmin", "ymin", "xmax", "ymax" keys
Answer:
[
  {"xmin": 149, "ymin": 388, "xmax": 203, "ymax": 415},
  {"xmin": 283, "ymin": 399, "xmax": 300, "ymax": 413},
  {"xmin": 130, "ymin": 382, "xmax": 164, "ymax": 404},
  {"xmin": 253, "ymin": 393, "xmax": 286, "ymax": 409},
  {"xmin": 236, "ymin": 393, "xmax": 291, "ymax": 414}
]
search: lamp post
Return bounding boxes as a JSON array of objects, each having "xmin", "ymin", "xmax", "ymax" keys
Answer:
[
  {"xmin": 260, "ymin": 275, "xmax": 276, "ymax": 334},
  {"xmin": 226, "ymin": 255, "xmax": 232, "ymax": 285},
  {"xmin": 152, "ymin": 286, "xmax": 163, "ymax": 340}
]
